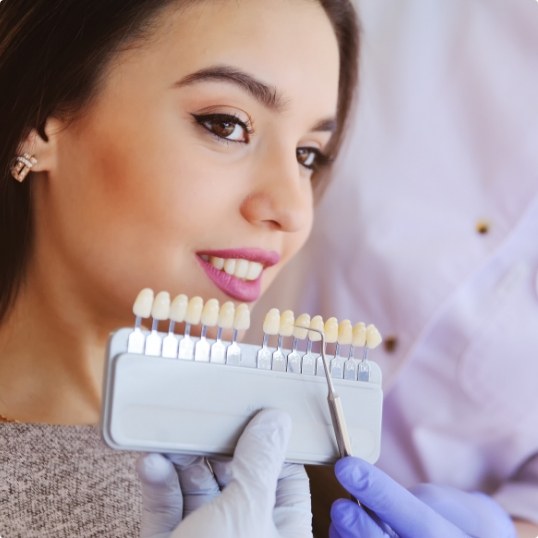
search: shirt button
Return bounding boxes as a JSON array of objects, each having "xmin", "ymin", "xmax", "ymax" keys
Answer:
[
  {"xmin": 383, "ymin": 336, "xmax": 398, "ymax": 353},
  {"xmin": 476, "ymin": 219, "xmax": 490, "ymax": 234}
]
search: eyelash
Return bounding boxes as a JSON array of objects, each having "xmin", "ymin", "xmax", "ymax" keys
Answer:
[
  {"xmin": 296, "ymin": 147, "xmax": 330, "ymax": 172},
  {"xmin": 192, "ymin": 112, "xmax": 330, "ymax": 172},
  {"xmin": 192, "ymin": 113, "xmax": 253, "ymax": 144}
]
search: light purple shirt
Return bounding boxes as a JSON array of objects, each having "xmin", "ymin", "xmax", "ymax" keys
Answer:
[{"xmin": 250, "ymin": 0, "xmax": 538, "ymax": 523}]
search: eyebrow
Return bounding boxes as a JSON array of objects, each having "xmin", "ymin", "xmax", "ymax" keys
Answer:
[
  {"xmin": 175, "ymin": 65, "xmax": 284, "ymax": 111},
  {"xmin": 175, "ymin": 64, "xmax": 336, "ymax": 133}
]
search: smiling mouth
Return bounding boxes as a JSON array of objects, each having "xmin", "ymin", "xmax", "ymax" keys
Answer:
[
  {"xmin": 199, "ymin": 255, "xmax": 263, "ymax": 281},
  {"xmin": 196, "ymin": 249, "xmax": 280, "ymax": 302}
]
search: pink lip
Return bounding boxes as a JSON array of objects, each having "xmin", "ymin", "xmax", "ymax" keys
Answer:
[{"xmin": 196, "ymin": 248, "xmax": 280, "ymax": 302}]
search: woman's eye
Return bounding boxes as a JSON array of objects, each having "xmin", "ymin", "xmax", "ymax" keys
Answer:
[
  {"xmin": 192, "ymin": 113, "xmax": 252, "ymax": 143},
  {"xmin": 296, "ymin": 147, "xmax": 328, "ymax": 171}
]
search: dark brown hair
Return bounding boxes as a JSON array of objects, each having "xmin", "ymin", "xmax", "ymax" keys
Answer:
[{"xmin": 0, "ymin": 0, "xmax": 359, "ymax": 322}]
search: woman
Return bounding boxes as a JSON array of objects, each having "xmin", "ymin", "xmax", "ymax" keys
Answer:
[{"xmin": 0, "ymin": 0, "xmax": 359, "ymax": 536}]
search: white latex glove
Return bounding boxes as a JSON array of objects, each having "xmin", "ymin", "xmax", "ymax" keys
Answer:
[{"xmin": 136, "ymin": 408, "xmax": 312, "ymax": 538}]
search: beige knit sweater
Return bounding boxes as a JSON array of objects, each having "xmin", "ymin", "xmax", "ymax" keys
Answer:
[{"xmin": 0, "ymin": 423, "xmax": 141, "ymax": 537}]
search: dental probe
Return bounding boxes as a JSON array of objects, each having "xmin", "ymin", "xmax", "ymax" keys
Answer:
[
  {"xmin": 294, "ymin": 325, "xmax": 352, "ymax": 457},
  {"xmin": 296, "ymin": 324, "xmax": 396, "ymax": 537}
]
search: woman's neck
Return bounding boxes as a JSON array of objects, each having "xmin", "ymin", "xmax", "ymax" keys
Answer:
[{"xmin": 0, "ymin": 281, "xmax": 114, "ymax": 425}]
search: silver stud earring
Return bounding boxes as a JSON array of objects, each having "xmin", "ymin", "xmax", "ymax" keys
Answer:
[{"xmin": 10, "ymin": 153, "xmax": 37, "ymax": 182}]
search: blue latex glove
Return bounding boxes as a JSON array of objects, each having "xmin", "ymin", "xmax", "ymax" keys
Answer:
[
  {"xmin": 330, "ymin": 456, "xmax": 516, "ymax": 538},
  {"xmin": 136, "ymin": 408, "xmax": 312, "ymax": 538}
]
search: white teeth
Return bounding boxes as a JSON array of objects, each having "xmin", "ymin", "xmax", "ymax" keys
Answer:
[
  {"xmin": 211, "ymin": 257, "xmax": 225, "ymax": 270},
  {"xmin": 223, "ymin": 258, "xmax": 236, "ymax": 275},
  {"xmin": 207, "ymin": 256, "xmax": 263, "ymax": 281},
  {"xmin": 235, "ymin": 259, "xmax": 249, "ymax": 279},
  {"xmin": 246, "ymin": 262, "xmax": 263, "ymax": 280}
]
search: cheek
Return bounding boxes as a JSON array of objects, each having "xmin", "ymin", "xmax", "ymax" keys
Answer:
[{"xmin": 265, "ymin": 202, "xmax": 314, "ymax": 286}]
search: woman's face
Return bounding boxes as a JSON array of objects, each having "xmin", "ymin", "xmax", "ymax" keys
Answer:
[{"xmin": 33, "ymin": 0, "xmax": 340, "ymax": 323}]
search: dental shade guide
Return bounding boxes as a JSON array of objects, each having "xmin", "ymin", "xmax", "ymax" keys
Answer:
[
  {"xmin": 226, "ymin": 303, "xmax": 249, "ymax": 365},
  {"xmin": 145, "ymin": 291, "xmax": 170, "ymax": 356},
  {"xmin": 359, "ymin": 324, "xmax": 383, "ymax": 382},
  {"xmin": 162, "ymin": 294, "xmax": 187, "ymax": 358},
  {"xmin": 257, "ymin": 308, "xmax": 279, "ymax": 370},
  {"xmin": 287, "ymin": 313, "xmax": 310, "ymax": 374},
  {"xmin": 178, "ymin": 296, "xmax": 203, "ymax": 360},
  {"xmin": 300, "ymin": 314, "xmax": 322, "ymax": 376},
  {"xmin": 127, "ymin": 288, "xmax": 153, "ymax": 353},
  {"xmin": 321, "ymin": 317, "xmax": 339, "ymax": 378},
  {"xmin": 211, "ymin": 301, "xmax": 234, "ymax": 364},
  {"xmin": 195, "ymin": 298, "xmax": 219, "ymax": 362},
  {"xmin": 102, "ymin": 289, "xmax": 384, "ymax": 465},
  {"xmin": 272, "ymin": 310, "xmax": 294, "ymax": 372},
  {"xmin": 331, "ymin": 319, "xmax": 352, "ymax": 379}
]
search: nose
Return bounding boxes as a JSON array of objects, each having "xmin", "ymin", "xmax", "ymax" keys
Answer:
[{"xmin": 240, "ymin": 142, "xmax": 313, "ymax": 233}]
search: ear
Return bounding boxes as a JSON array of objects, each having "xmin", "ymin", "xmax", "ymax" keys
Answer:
[{"xmin": 17, "ymin": 117, "xmax": 65, "ymax": 174}]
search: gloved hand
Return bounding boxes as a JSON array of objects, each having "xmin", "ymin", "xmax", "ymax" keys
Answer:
[
  {"xmin": 136, "ymin": 408, "xmax": 312, "ymax": 538},
  {"xmin": 330, "ymin": 456, "xmax": 516, "ymax": 538}
]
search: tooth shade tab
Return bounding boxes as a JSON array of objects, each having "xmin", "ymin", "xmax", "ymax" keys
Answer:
[
  {"xmin": 218, "ymin": 301, "xmax": 235, "ymax": 329},
  {"xmin": 263, "ymin": 308, "xmax": 280, "ymax": 335},
  {"xmin": 338, "ymin": 319, "xmax": 353, "ymax": 345},
  {"xmin": 234, "ymin": 303, "xmax": 251, "ymax": 331},
  {"xmin": 186, "ymin": 296, "xmax": 204, "ymax": 325},
  {"xmin": 324, "ymin": 317, "xmax": 339, "ymax": 343},
  {"xmin": 279, "ymin": 310, "xmax": 295, "ymax": 337},
  {"xmin": 293, "ymin": 313, "xmax": 311, "ymax": 339},
  {"xmin": 151, "ymin": 291, "xmax": 171, "ymax": 320},
  {"xmin": 208, "ymin": 256, "xmax": 263, "ymax": 281},
  {"xmin": 133, "ymin": 288, "xmax": 154, "ymax": 318},
  {"xmin": 308, "ymin": 315, "xmax": 324, "ymax": 342},
  {"xmin": 366, "ymin": 324, "xmax": 383, "ymax": 349},
  {"xmin": 352, "ymin": 322, "xmax": 367, "ymax": 347},
  {"xmin": 201, "ymin": 298, "xmax": 219, "ymax": 326},
  {"xmin": 170, "ymin": 294, "xmax": 188, "ymax": 322}
]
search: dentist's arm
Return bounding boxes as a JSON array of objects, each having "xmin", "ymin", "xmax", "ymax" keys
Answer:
[
  {"xmin": 330, "ymin": 456, "xmax": 518, "ymax": 538},
  {"xmin": 136, "ymin": 408, "xmax": 312, "ymax": 538}
]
